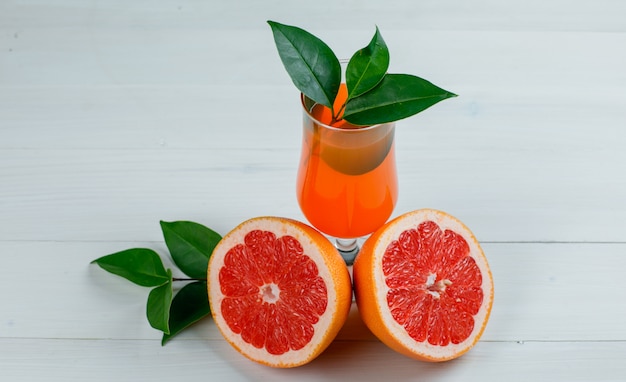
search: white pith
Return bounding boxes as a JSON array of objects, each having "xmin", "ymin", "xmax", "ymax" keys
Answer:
[
  {"xmin": 208, "ymin": 217, "xmax": 340, "ymax": 366},
  {"xmin": 260, "ymin": 283, "xmax": 280, "ymax": 304},
  {"xmin": 372, "ymin": 209, "xmax": 494, "ymax": 359},
  {"xmin": 425, "ymin": 273, "xmax": 451, "ymax": 299}
]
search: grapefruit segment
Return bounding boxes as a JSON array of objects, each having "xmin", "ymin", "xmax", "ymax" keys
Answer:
[
  {"xmin": 208, "ymin": 216, "xmax": 352, "ymax": 368},
  {"xmin": 353, "ymin": 209, "xmax": 494, "ymax": 362}
]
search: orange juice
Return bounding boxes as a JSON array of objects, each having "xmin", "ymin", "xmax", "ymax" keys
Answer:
[{"xmin": 297, "ymin": 85, "xmax": 398, "ymax": 239}]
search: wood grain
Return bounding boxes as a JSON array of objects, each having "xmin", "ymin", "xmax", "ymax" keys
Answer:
[{"xmin": 1, "ymin": 0, "xmax": 625, "ymax": 380}]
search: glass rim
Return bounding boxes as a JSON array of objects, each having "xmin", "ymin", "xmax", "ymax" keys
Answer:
[{"xmin": 300, "ymin": 92, "xmax": 395, "ymax": 133}]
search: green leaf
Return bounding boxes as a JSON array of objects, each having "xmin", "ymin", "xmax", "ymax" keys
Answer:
[
  {"xmin": 161, "ymin": 281, "xmax": 211, "ymax": 345},
  {"xmin": 268, "ymin": 20, "xmax": 341, "ymax": 110},
  {"xmin": 343, "ymin": 74, "xmax": 458, "ymax": 125},
  {"xmin": 160, "ymin": 220, "xmax": 221, "ymax": 279},
  {"xmin": 91, "ymin": 248, "xmax": 170, "ymax": 287},
  {"xmin": 147, "ymin": 272, "xmax": 173, "ymax": 334},
  {"xmin": 346, "ymin": 26, "xmax": 389, "ymax": 99}
]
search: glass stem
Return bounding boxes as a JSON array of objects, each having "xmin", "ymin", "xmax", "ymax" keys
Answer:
[{"xmin": 335, "ymin": 238, "xmax": 359, "ymax": 265}]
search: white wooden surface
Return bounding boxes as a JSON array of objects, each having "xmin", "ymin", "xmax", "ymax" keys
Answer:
[{"xmin": 2, "ymin": 1, "xmax": 626, "ymax": 380}]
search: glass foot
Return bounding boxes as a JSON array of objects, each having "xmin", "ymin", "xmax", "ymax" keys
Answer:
[{"xmin": 335, "ymin": 238, "xmax": 359, "ymax": 265}]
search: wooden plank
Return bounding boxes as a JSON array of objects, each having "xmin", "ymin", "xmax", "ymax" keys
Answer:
[
  {"xmin": 1, "ymin": 0, "xmax": 625, "ymax": 32},
  {"xmin": 2, "ymin": 146, "xmax": 626, "ymax": 242},
  {"xmin": 1, "ymin": 242, "xmax": 624, "ymax": 342},
  {"xmin": 2, "ymin": 31, "xmax": 625, "ymax": 150},
  {"xmin": 0, "ymin": 338, "xmax": 624, "ymax": 381}
]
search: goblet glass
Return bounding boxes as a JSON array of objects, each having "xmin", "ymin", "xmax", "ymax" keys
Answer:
[{"xmin": 296, "ymin": 91, "xmax": 398, "ymax": 265}]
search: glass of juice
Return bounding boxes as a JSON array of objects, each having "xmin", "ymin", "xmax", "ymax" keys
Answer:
[{"xmin": 297, "ymin": 84, "xmax": 398, "ymax": 265}]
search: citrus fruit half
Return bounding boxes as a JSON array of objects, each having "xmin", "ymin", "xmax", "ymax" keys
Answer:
[
  {"xmin": 353, "ymin": 209, "xmax": 494, "ymax": 362},
  {"xmin": 207, "ymin": 216, "xmax": 352, "ymax": 368}
]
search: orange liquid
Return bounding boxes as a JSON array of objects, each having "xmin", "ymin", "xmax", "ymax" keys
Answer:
[{"xmin": 297, "ymin": 85, "xmax": 398, "ymax": 238}]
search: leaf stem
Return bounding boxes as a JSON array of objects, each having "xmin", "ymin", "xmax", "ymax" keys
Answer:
[
  {"xmin": 173, "ymin": 277, "xmax": 207, "ymax": 282},
  {"xmin": 331, "ymin": 101, "xmax": 347, "ymax": 125}
]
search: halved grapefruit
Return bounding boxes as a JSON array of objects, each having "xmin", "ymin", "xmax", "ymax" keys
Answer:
[
  {"xmin": 353, "ymin": 209, "xmax": 494, "ymax": 362},
  {"xmin": 207, "ymin": 216, "xmax": 352, "ymax": 368}
]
